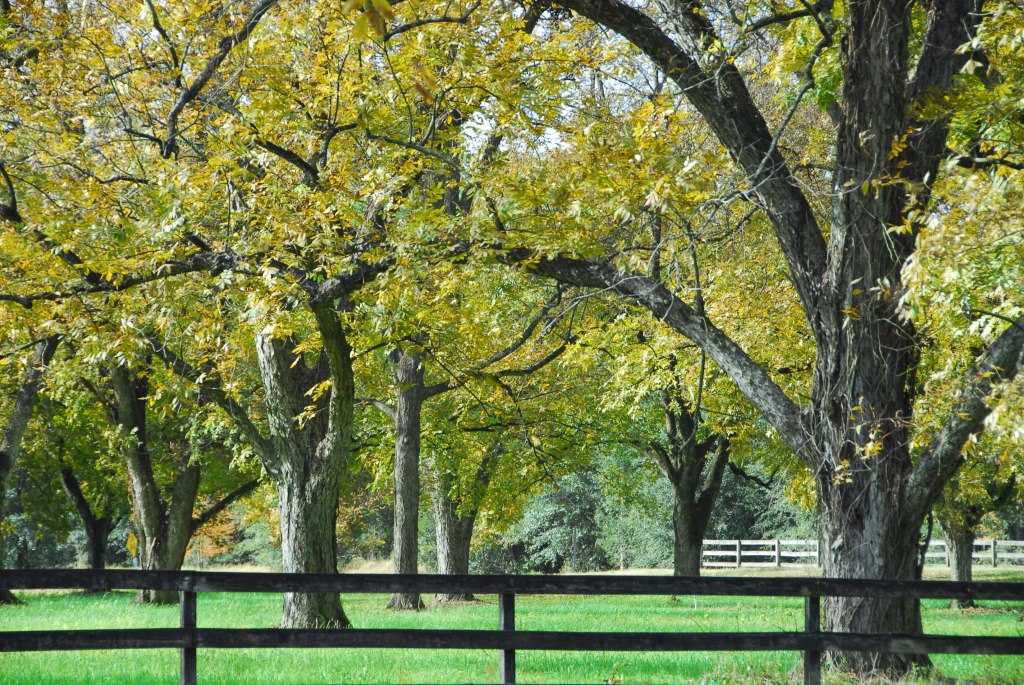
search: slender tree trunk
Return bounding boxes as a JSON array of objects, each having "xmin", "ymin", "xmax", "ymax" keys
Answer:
[
  {"xmin": 0, "ymin": 336, "xmax": 58, "ymax": 605},
  {"xmin": 432, "ymin": 481, "xmax": 477, "ymax": 602},
  {"xmin": 59, "ymin": 466, "xmax": 116, "ymax": 574},
  {"xmin": 84, "ymin": 517, "xmax": 111, "ymax": 572},
  {"xmin": 943, "ymin": 518, "xmax": 976, "ymax": 609},
  {"xmin": 387, "ymin": 349, "xmax": 425, "ymax": 610}
]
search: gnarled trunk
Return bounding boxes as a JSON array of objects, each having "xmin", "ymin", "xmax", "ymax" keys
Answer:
[
  {"xmin": 258, "ymin": 307, "xmax": 355, "ymax": 628},
  {"xmin": 387, "ymin": 349, "xmax": 425, "ymax": 611},
  {"xmin": 817, "ymin": 465, "xmax": 928, "ymax": 673},
  {"xmin": 278, "ymin": 464, "xmax": 348, "ymax": 627}
]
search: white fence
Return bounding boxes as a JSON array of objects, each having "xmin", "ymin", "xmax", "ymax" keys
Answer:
[{"xmin": 702, "ymin": 539, "xmax": 1024, "ymax": 568}]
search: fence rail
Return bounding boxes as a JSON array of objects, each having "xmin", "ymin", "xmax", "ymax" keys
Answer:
[
  {"xmin": 2, "ymin": 570, "xmax": 1024, "ymax": 685},
  {"xmin": 701, "ymin": 539, "xmax": 1024, "ymax": 568}
]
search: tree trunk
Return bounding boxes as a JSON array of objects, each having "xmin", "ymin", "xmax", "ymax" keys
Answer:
[
  {"xmin": 278, "ymin": 467, "xmax": 349, "ymax": 628},
  {"xmin": 109, "ymin": 364, "xmax": 202, "ymax": 604},
  {"xmin": 670, "ymin": 492, "xmax": 703, "ymax": 577},
  {"xmin": 816, "ymin": 466, "xmax": 929, "ymax": 674},
  {"xmin": 432, "ymin": 475, "xmax": 477, "ymax": 602},
  {"xmin": 60, "ymin": 466, "xmax": 116, "ymax": 574},
  {"xmin": 257, "ymin": 312, "xmax": 354, "ymax": 629},
  {"xmin": 0, "ymin": 336, "xmax": 59, "ymax": 605},
  {"xmin": 84, "ymin": 517, "xmax": 111, "ymax": 572},
  {"xmin": 387, "ymin": 349, "xmax": 425, "ymax": 611},
  {"xmin": 649, "ymin": 390, "xmax": 730, "ymax": 579},
  {"xmin": 943, "ymin": 518, "xmax": 976, "ymax": 609}
]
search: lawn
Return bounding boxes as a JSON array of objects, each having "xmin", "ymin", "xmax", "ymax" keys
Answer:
[{"xmin": 0, "ymin": 567, "xmax": 1022, "ymax": 684}]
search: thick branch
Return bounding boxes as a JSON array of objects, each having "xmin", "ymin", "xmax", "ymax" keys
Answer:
[
  {"xmin": 514, "ymin": 251, "xmax": 812, "ymax": 464},
  {"xmin": 146, "ymin": 336, "xmax": 273, "ymax": 463},
  {"xmin": 0, "ymin": 250, "xmax": 243, "ymax": 309},
  {"xmin": 0, "ymin": 161, "xmax": 21, "ymax": 224},
  {"xmin": 358, "ymin": 397, "xmax": 397, "ymax": 421},
  {"xmin": 646, "ymin": 440, "xmax": 679, "ymax": 483},
  {"xmin": 0, "ymin": 336, "xmax": 59, "ymax": 476},
  {"xmin": 60, "ymin": 467, "xmax": 98, "ymax": 529},
  {"xmin": 906, "ymin": 315, "xmax": 1024, "ymax": 521},
  {"xmin": 162, "ymin": 0, "xmax": 279, "ymax": 158},
  {"xmin": 695, "ymin": 436, "xmax": 730, "ymax": 524},
  {"xmin": 553, "ymin": 0, "xmax": 828, "ymax": 328},
  {"xmin": 190, "ymin": 478, "xmax": 260, "ymax": 534},
  {"xmin": 902, "ymin": 0, "xmax": 983, "ymax": 193}
]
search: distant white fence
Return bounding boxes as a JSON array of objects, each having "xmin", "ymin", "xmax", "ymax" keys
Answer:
[{"xmin": 701, "ymin": 539, "xmax": 1024, "ymax": 568}]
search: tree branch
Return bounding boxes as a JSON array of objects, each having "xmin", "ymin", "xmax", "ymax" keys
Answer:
[
  {"xmin": 0, "ymin": 336, "xmax": 59, "ymax": 475},
  {"xmin": 60, "ymin": 467, "xmax": 99, "ymax": 529},
  {"xmin": 508, "ymin": 250, "xmax": 813, "ymax": 465},
  {"xmin": 190, "ymin": 478, "xmax": 260, "ymax": 534},
  {"xmin": 145, "ymin": 335, "xmax": 273, "ymax": 464},
  {"xmin": 727, "ymin": 461, "xmax": 776, "ymax": 489},
  {"xmin": 382, "ymin": 0, "xmax": 482, "ymax": 41},
  {"xmin": 358, "ymin": 397, "xmax": 396, "ymax": 421},
  {"xmin": 0, "ymin": 250, "xmax": 244, "ymax": 309},
  {"xmin": 906, "ymin": 315, "xmax": 1024, "ymax": 521},
  {"xmin": 161, "ymin": 0, "xmax": 279, "ymax": 158},
  {"xmin": 0, "ymin": 161, "xmax": 21, "ymax": 224},
  {"xmin": 553, "ymin": 0, "xmax": 828, "ymax": 328}
]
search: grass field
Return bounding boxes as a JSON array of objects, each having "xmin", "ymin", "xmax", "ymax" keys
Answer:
[{"xmin": 1, "ymin": 567, "xmax": 1022, "ymax": 684}]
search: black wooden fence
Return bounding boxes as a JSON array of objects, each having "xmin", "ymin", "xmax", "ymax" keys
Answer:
[{"xmin": 2, "ymin": 570, "xmax": 1024, "ymax": 685}]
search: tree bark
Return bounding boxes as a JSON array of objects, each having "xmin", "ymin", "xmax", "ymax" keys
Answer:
[
  {"xmin": 670, "ymin": 493, "xmax": 703, "ymax": 577},
  {"xmin": 387, "ymin": 348, "xmax": 426, "ymax": 611},
  {"xmin": 151, "ymin": 302, "xmax": 356, "ymax": 629},
  {"xmin": 278, "ymin": 463, "xmax": 348, "ymax": 627},
  {"xmin": 257, "ymin": 311, "xmax": 354, "ymax": 628},
  {"xmin": 0, "ymin": 336, "xmax": 59, "ymax": 604}
]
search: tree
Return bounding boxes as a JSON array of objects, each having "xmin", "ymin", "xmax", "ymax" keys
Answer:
[
  {"xmin": 0, "ymin": 335, "xmax": 58, "ymax": 604},
  {"xmin": 21, "ymin": 394, "xmax": 130, "ymax": 573},
  {"xmin": 357, "ymin": 268, "xmax": 577, "ymax": 607},
  {"xmin": 99, "ymin": 362, "xmax": 259, "ymax": 602},
  {"xmin": 476, "ymin": 0, "xmax": 1024, "ymax": 674}
]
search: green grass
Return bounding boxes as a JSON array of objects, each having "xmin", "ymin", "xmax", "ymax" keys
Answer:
[{"xmin": 1, "ymin": 567, "xmax": 1022, "ymax": 684}]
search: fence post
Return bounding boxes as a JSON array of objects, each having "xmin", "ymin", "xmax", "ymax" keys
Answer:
[
  {"xmin": 736, "ymin": 540, "xmax": 742, "ymax": 568},
  {"xmin": 499, "ymin": 592, "xmax": 516, "ymax": 684},
  {"xmin": 775, "ymin": 539, "xmax": 781, "ymax": 567},
  {"xmin": 804, "ymin": 594, "xmax": 821, "ymax": 685},
  {"xmin": 992, "ymin": 540, "xmax": 998, "ymax": 568},
  {"xmin": 180, "ymin": 588, "xmax": 197, "ymax": 685}
]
